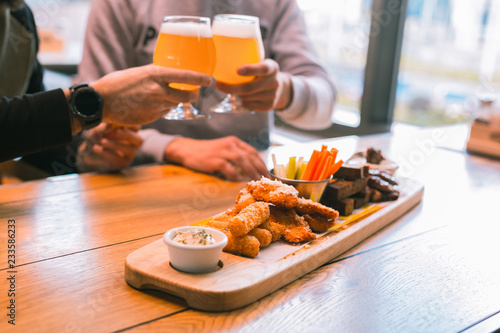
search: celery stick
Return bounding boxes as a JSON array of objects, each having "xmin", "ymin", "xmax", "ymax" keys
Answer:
[
  {"xmin": 296, "ymin": 162, "xmax": 307, "ymax": 180},
  {"xmin": 287, "ymin": 157, "xmax": 296, "ymax": 179}
]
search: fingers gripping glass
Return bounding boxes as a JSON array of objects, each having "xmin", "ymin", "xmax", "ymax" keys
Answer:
[
  {"xmin": 153, "ymin": 16, "xmax": 215, "ymax": 120},
  {"xmin": 210, "ymin": 14, "xmax": 264, "ymax": 114}
]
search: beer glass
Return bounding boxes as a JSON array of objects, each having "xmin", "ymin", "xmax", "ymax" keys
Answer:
[
  {"xmin": 210, "ymin": 14, "xmax": 264, "ymax": 113},
  {"xmin": 154, "ymin": 16, "xmax": 215, "ymax": 120}
]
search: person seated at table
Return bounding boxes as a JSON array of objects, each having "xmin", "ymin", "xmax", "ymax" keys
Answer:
[
  {"xmin": 0, "ymin": 64, "xmax": 212, "ymax": 163},
  {"xmin": 77, "ymin": 0, "xmax": 336, "ymax": 181},
  {"xmin": 0, "ymin": 0, "xmax": 211, "ymax": 169}
]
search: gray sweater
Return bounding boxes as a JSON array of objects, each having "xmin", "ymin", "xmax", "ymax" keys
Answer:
[{"xmin": 78, "ymin": 0, "xmax": 336, "ymax": 163}]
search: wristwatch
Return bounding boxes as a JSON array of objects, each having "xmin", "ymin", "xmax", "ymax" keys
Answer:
[{"xmin": 69, "ymin": 83, "xmax": 104, "ymax": 130}]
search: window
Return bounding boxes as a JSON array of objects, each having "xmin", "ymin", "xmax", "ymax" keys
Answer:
[
  {"xmin": 275, "ymin": 0, "xmax": 407, "ymax": 140},
  {"xmin": 396, "ymin": 0, "xmax": 500, "ymax": 126},
  {"xmin": 25, "ymin": 0, "xmax": 90, "ymax": 74}
]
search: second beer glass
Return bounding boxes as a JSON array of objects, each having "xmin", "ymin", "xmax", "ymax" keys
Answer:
[
  {"xmin": 154, "ymin": 16, "xmax": 215, "ymax": 120},
  {"xmin": 210, "ymin": 14, "xmax": 264, "ymax": 113}
]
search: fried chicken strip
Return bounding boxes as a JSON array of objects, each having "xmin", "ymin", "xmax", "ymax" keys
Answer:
[
  {"xmin": 247, "ymin": 177, "xmax": 299, "ymax": 209},
  {"xmin": 282, "ymin": 227, "xmax": 316, "ymax": 244},
  {"xmin": 296, "ymin": 197, "xmax": 339, "ymax": 221},
  {"xmin": 235, "ymin": 188, "xmax": 257, "ymax": 211},
  {"xmin": 248, "ymin": 228, "xmax": 272, "ymax": 248},
  {"xmin": 207, "ymin": 217, "xmax": 262, "ymax": 258},
  {"xmin": 258, "ymin": 220, "xmax": 286, "ymax": 242},
  {"xmin": 227, "ymin": 201, "xmax": 270, "ymax": 237},
  {"xmin": 303, "ymin": 214, "xmax": 336, "ymax": 233},
  {"xmin": 268, "ymin": 205, "xmax": 316, "ymax": 243},
  {"xmin": 220, "ymin": 229, "xmax": 260, "ymax": 258}
]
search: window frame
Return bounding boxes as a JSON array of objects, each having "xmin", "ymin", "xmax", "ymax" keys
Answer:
[{"xmin": 274, "ymin": 0, "xmax": 408, "ymax": 139}]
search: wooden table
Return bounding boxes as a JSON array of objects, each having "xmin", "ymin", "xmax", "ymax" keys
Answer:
[{"xmin": 1, "ymin": 123, "xmax": 500, "ymax": 332}]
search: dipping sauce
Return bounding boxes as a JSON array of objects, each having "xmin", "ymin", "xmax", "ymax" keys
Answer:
[{"xmin": 173, "ymin": 228, "xmax": 216, "ymax": 245}]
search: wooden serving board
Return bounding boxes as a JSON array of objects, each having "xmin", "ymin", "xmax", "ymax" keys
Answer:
[{"xmin": 125, "ymin": 178, "xmax": 424, "ymax": 311}]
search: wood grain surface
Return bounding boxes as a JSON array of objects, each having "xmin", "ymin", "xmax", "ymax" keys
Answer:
[
  {"xmin": 0, "ymin": 165, "xmax": 244, "ymax": 267},
  {"xmin": 0, "ymin": 124, "xmax": 499, "ymax": 332}
]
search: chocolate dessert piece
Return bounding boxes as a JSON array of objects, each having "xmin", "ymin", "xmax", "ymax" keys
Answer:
[
  {"xmin": 322, "ymin": 178, "xmax": 368, "ymax": 201},
  {"xmin": 324, "ymin": 198, "xmax": 354, "ymax": 216},
  {"xmin": 352, "ymin": 187, "xmax": 371, "ymax": 208},
  {"xmin": 368, "ymin": 169, "xmax": 398, "ymax": 185},
  {"xmin": 366, "ymin": 147, "xmax": 384, "ymax": 164},
  {"xmin": 369, "ymin": 188, "xmax": 383, "ymax": 202},
  {"xmin": 333, "ymin": 165, "xmax": 369, "ymax": 180},
  {"xmin": 367, "ymin": 176, "xmax": 396, "ymax": 193}
]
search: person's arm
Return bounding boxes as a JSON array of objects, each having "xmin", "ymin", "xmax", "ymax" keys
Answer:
[
  {"xmin": 213, "ymin": 1, "xmax": 335, "ymax": 130},
  {"xmin": 0, "ymin": 89, "xmax": 72, "ymax": 162},
  {"xmin": 1, "ymin": 65, "xmax": 212, "ymax": 163}
]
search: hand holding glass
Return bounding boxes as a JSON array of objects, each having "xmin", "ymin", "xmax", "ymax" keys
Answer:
[
  {"xmin": 153, "ymin": 16, "xmax": 215, "ymax": 120},
  {"xmin": 210, "ymin": 14, "xmax": 264, "ymax": 113}
]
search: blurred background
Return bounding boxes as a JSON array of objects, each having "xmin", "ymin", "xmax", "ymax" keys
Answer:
[{"xmin": 26, "ymin": 0, "xmax": 500, "ymax": 128}]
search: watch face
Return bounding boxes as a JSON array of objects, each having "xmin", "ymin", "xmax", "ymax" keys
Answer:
[{"xmin": 74, "ymin": 88, "xmax": 102, "ymax": 118}]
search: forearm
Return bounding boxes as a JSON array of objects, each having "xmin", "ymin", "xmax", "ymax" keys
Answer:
[
  {"xmin": 274, "ymin": 72, "xmax": 293, "ymax": 111},
  {"xmin": 136, "ymin": 129, "xmax": 182, "ymax": 164},
  {"xmin": 0, "ymin": 89, "xmax": 73, "ymax": 162}
]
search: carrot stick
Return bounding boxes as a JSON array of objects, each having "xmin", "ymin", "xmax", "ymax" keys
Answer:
[
  {"xmin": 312, "ymin": 150, "xmax": 331, "ymax": 180},
  {"xmin": 300, "ymin": 150, "xmax": 320, "ymax": 181},
  {"xmin": 330, "ymin": 147, "xmax": 338, "ymax": 162},
  {"xmin": 329, "ymin": 159, "xmax": 344, "ymax": 178},
  {"xmin": 318, "ymin": 156, "xmax": 333, "ymax": 180}
]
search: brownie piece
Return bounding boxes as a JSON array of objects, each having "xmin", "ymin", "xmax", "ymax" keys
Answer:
[
  {"xmin": 367, "ymin": 176, "xmax": 396, "ymax": 193},
  {"xmin": 332, "ymin": 165, "xmax": 369, "ymax": 180},
  {"xmin": 352, "ymin": 187, "xmax": 371, "ymax": 209},
  {"xmin": 323, "ymin": 198, "xmax": 354, "ymax": 216},
  {"xmin": 322, "ymin": 178, "xmax": 368, "ymax": 201},
  {"xmin": 366, "ymin": 147, "xmax": 384, "ymax": 164}
]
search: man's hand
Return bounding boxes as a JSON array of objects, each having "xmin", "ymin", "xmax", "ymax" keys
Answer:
[
  {"xmin": 77, "ymin": 124, "xmax": 143, "ymax": 172},
  {"xmin": 164, "ymin": 136, "xmax": 270, "ymax": 181},
  {"xmin": 215, "ymin": 59, "xmax": 292, "ymax": 111},
  {"xmin": 92, "ymin": 64, "xmax": 213, "ymax": 126}
]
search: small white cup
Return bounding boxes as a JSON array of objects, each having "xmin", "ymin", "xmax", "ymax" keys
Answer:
[{"xmin": 163, "ymin": 226, "xmax": 228, "ymax": 274}]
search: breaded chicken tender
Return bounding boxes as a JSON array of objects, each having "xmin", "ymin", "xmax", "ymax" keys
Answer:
[
  {"xmin": 206, "ymin": 219, "xmax": 229, "ymax": 230},
  {"xmin": 208, "ymin": 218, "xmax": 261, "ymax": 258},
  {"xmin": 283, "ymin": 227, "xmax": 317, "ymax": 244},
  {"xmin": 220, "ymin": 229, "xmax": 260, "ymax": 258},
  {"xmin": 296, "ymin": 197, "xmax": 339, "ymax": 221},
  {"xmin": 235, "ymin": 188, "xmax": 257, "ymax": 211},
  {"xmin": 258, "ymin": 220, "xmax": 286, "ymax": 242},
  {"xmin": 303, "ymin": 214, "xmax": 336, "ymax": 233},
  {"xmin": 268, "ymin": 205, "xmax": 316, "ymax": 243},
  {"xmin": 248, "ymin": 228, "xmax": 272, "ymax": 248},
  {"xmin": 247, "ymin": 177, "xmax": 299, "ymax": 209},
  {"xmin": 212, "ymin": 208, "xmax": 238, "ymax": 223},
  {"xmin": 227, "ymin": 201, "xmax": 270, "ymax": 237}
]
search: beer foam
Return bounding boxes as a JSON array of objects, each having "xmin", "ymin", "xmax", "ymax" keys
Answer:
[
  {"xmin": 212, "ymin": 19, "xmax": 260, "ymax": 38},
  {"xmin": 160, "ymin": 22, "xmax": 212, "ymax": 37}
]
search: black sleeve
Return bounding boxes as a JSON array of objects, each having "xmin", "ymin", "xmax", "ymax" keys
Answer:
[{"xmin": 0, "ymin": 89, "xmax": 72, "ymax": 162}]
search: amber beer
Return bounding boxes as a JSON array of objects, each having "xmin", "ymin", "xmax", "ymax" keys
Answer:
[
  {"xmin": 212, "ymin": 15, "xmax": 264, "ymax": 85},
  {"xmin": 154, "ymin": 18, "xmax": 215, "ymax": 91}
]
